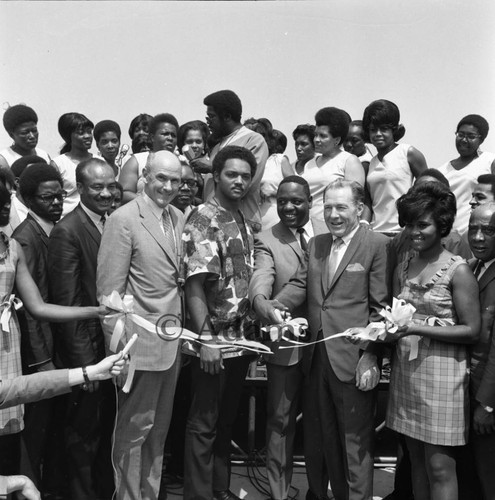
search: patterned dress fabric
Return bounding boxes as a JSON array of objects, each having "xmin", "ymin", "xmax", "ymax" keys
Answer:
[
  {"xmin": 0, "ymin": 234, "xmax": 22, "ymax": 436},
  {"xmin": 387, "ymin": 255, "xmax": 469, "ymax": 445}
]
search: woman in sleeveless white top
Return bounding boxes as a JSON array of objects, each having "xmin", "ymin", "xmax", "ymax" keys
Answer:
[
  {"xmin": 303, "ymin": 107, "xmax": 365, "ymax": 222},
  {"xmin": 260, "ymin": 153, "xmax": 292, "ymax": 229},
  {"xmin": 363, "ymin": 99, "xmax": 428, "ymax": 234},
  {"xmin": 51, "ymin": 112, "xmax": 95, "ymax": 217},
  {"xmin": 0, "ymin": 147, "xmax": 50, "ymax": 167},
  {"xmin": 436, "ymin": 114, "xmax": 495, "ymax": 233}
]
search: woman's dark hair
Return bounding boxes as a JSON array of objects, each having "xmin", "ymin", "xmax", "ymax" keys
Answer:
[
  {"xmin": 3, "ymin": 104, "xmax": 38, "ymax": 135},
  {"xmin": 128, "ymin": 113, "xmax": 152, "ymax": 139},
  {"xmin": 397, "ymin": 182, "xmax": 457, "ymax": 238},
  {"xmin": 178, "ymin": 120, "xmax": 209, "ymax": 154},
  {"xmin": 94, "ymin": 120, "xmax": 121, "ymax": 143},
  {"xmin": 292, "ymin": 124, "xmax": 316, "ymax": 143},
  {"xmin": 270, "ymin": 129, "xmax": 287, "ymax": 155},
  {"xmin": 131, "ymin": 134, "xmax": 152, "ymax": 154},
  {"xmin": 456, "ymin": 114, "xmax": 489, "ymax": 143},
  {"xmin": 362, "ymin": 99, "xmax": 406, "ymax": 142},
  {"xmin": 314, "ymin": 107, "xmax": 351, "ymax": 145},
  {"xmin": 212, "ymin": 145, "xmax": 257, "ymax": 178},
  {"xmin": 19, "ymin": 164, "xmax": 63, "ymax": 201},
  {"xmin": 57, "ymin": 112, "xmax": 94, "ymax": 154},
  {"xmin": 149, "ymin": 113, "xmax": 179, "ymax": 136}
]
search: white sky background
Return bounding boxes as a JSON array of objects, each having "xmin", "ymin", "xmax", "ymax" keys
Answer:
[{"xmin": 0, "ymin": 0, "xmax": 494, "ymax": 167}]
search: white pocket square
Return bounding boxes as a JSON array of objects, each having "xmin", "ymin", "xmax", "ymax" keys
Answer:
[{"xmin": 345, "ymin": 263, "xmax": 365, "ymax": 272}]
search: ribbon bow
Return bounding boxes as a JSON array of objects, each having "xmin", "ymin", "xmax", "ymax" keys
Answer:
[{"xmin": 0, "ymin": 295, "xmax": 22, "ymax": 333}]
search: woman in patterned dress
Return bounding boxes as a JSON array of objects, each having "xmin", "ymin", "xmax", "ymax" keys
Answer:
[
  {"xmin": 0, "ymin": 180, "xmax": 105, "ymax": 476},
  {"xmin": 386, "ymin": 182, "xmax": 480, "ymax": 500}
]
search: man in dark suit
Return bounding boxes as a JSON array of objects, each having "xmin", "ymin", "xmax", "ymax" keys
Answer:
[
  {"xmin": 97, "ymin": 150, "xmax": 185, "ymax": 500},
  {"xmin": 467, "ymin": 203, "xmax": 495, "ymax": 499},
  {"xmin": 48, "ymin": 158, "xmax": 117, "ymax": 500},
  {"xmin": 256, "ymin": 179, "xmax": 389, "ymax": 500},
  {"xmin": 12, "ymin": 163, "xmax": 65, "ymax": 493},
  {"xmin": 249, "ymin": 176, "xmax": 328, "ymax": 500}
]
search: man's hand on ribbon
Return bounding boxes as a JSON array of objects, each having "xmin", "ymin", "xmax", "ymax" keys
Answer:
[
  {"xmin": 252, "ymin": 295, "xmax": 289, "ymax": 324},
  {"xmin": 200, "ymin": 344, "xmax": 224, "ymax": 375}
]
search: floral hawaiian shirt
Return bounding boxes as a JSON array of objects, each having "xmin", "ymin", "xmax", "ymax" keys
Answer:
[{"xmin": 182, "ymin": 200, "xmax": 254, "ymax": 347}]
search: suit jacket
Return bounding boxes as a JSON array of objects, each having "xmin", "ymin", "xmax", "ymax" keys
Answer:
[
  {"xmin": 48, "ymin": 204, "xmax": 104, "ymax": 368},
  {"xmin": 249, "ymin": 220, "xmax": 327, "ymax": 366},
  {"xmin": 470, "ymin": 259, "xmax": 495, "ymax": 408},
  {"xmin": 97, "ymin": 196, "xmax": 185, "ymax": 371},
  {"xmin": 276, "ymin": 226, "xmax": 389, "ymax": 381},
  {"xmin": 0, "ymin": 369, "xmax": 70, "ymax": 410},
  {"xmin": 12, "ymin": 214, "xmax": 54, "ymax": 369}
]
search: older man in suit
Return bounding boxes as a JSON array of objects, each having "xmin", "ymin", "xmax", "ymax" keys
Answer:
[
  {"xmin": 257, "ymin": 179, "xmax": 389, "ymax": 500},
  {"xmin": 97, "ymin": 150, "xmax": 184, "ymax": 500},
  {"xmin": 250, "ymin": 175, "xmax": 328, "ymax": 500},
  {"xmin": 467, "ymin": 203, "xmax": 495, "ymax": 499},
  {"xmin": 48, "ymin": 158, "xmax": 117, "ymax": 500}
]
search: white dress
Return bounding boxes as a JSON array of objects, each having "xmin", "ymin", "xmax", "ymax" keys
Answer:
[
  {"xmin": 437, "ymin": 151, "xmax": 495, "ymax": 233},
  {"xmin": 52, "ymin": 154, "xmax": 82, "ymax": 217},
  {"xmin": 302, "ymin": 150, "xmax": 353, "ymax": 222},
  {"xmin": 367, "ymin": 143, "xmax": 413, "ymax": 233},
  {"xmin": 260, "ymin": 153, "xmax": 286, "ymax": 230},
  {"xmin": 0, "ymin": 146, "xmax": 50, "ymax": 166}
]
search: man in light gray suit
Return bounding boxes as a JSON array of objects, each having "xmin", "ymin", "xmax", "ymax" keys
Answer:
[
  {"xmin": 97, "ymin": 150, "xmax": 184, "ymax": 500},
  {"xmin": 249, "ymin": 176, "xmax": 328, "ymax": 500}
]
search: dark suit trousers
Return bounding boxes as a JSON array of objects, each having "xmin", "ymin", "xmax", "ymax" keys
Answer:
[
  {"xmin": 184, "ymin": 355, "xmax": 252, "ymax": 500},
  {"xmin": 266, "ymin": 362, "xmax": 303, "ymax": 500},
  {"xmin": 315, "ymin": 344, "xmax": 376, "ymax": 500},
  {"xmin": 65, "ymin": 379, "xmax": 115, "ymax": 500},
  {"xmin": 113, "ymin": 364, "xmax": 180, "ymax": 500},
  {"xmin": 470, "ymin": 427, "xmax": 495, "ymax": 499}
]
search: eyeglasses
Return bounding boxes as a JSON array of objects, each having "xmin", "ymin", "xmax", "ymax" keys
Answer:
[
  {"xmin": 179, "ymin": 179, "xmax": 197, "ymax": 189},
  {"xmin": 35, "ymin": 191, "xmax": 68, "ymax": 204},
  {"xmin": 455, "ymin": 132, "xmax": 481, "ymax": 141}
]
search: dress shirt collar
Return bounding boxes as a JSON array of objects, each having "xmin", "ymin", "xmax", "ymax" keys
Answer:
[
  {"xmin": 289, "ymin": 220, "xmax": 314, "ymax": 239},
  {"xmin": 142, "ymin": 192, "xmax": 170, "ymax": 221},
  {"xmin": 333, "ymin": 223, "xmax": 359, "ymax": 247},
  {"xmin": 28, "ymin": 210, "xmax": 54, "ymax": 236},
  {"xmin": 80, "ymin": 202, "xmax": 105, "ymax": 232},
  {"xmin": 478, "ymin": 258, "xmax": 495, "ymax": 279}
]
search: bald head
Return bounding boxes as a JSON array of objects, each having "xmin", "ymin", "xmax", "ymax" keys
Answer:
[
  {"xmin": 468, "ymin": 203, "xmax": 495, "ymax": 262},
  {"xmin": 143, "ymin": 150, "xmax": 182, "ymax": 208}
]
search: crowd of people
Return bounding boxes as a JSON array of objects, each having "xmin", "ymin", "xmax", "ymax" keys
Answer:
[{"xmin": 0, "ymin": 90, "xmax": 494, "ymax": 500}]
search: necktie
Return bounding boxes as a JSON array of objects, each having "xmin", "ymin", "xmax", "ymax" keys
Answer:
[
  {"xmin": 100, "ymin": 215, "xmax": 106, "ymax": 227},
  {"xmin": 296, "ymin": 227, "xmax": 307, "ymax": 251},
  {"xmin": 474, "ymin": 260, "xmax": 484, "ymax": 279},
  {"xmin": 328, "ymin": 237, "xmax": 344, "ymax": 284},
  {"xmin": 162, "ymin": 209, "xmax": 176, "ymax": 253}
]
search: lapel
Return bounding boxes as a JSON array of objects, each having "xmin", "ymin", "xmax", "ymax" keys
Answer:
[
  {"xmin": 26, "ymin": 214, "xmax": 49, "ymax": 249},
  {"xmin": 479, "ymin": 260, "xmax": 495, "ymax": 293},
  {"xmin": 75, "ymin": 205, "xmax": 101, "ymax": 246},
  {"xmin": 137, "ymin": 196, "xmax": 179, "ymax": 271},
  {"xmin": 324, "ymin": 226, "xmax": 365, "ymax": 296},
  {"xmin": 272, "ymin": 222, "xmax": 303, "ymax": 263}
]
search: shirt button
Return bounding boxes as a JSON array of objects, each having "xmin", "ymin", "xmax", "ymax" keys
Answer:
[{"xmin": 322, "ymin": 306, "xmax": 327, "ymax": 311}]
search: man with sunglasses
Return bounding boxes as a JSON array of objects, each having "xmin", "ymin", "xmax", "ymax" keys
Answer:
[{"xmin": 48, "ymin": 158, "xmax": 117, "ymax": 500}]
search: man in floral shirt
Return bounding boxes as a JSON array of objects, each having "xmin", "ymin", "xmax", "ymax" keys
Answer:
[{"xmin": 182, "ymin": 146, "xmax": 257, "ymax": 500}]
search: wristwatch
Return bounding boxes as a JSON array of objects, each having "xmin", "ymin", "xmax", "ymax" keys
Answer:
[{"xmin": 482, "ymin": 405, "xmax": 494, "ymax": 413}]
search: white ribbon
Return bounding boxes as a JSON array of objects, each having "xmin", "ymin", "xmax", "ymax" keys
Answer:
[
  {"xmin": 0, "ymin": 295, "xmax": 22, "ymax": 333},
  {"xmin": 261, "ymin": 317, "xmax": 309, "ymax": 342}
]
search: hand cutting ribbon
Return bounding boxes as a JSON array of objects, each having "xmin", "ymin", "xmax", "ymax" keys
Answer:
[{"xmin": 260, "ymin": 317, "xmax": 309, "ymax": 342}]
